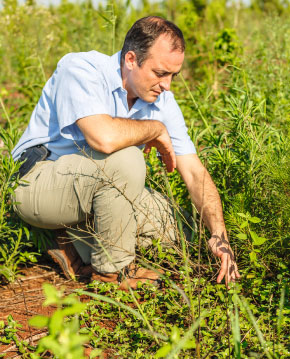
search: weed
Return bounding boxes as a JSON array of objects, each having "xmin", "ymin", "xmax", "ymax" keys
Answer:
[{"xmin": 29, "ymin": 284, "xmax": 89, "ymax": 359}]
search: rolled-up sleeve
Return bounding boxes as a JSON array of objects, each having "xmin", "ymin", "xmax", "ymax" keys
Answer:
[
  {"xmin": 51, "ymin": 55, "xmax": 110, "ymax": 141},
  {"xmin": 161, "ymin": 92, "xmax": 196, "ymax": 155}
]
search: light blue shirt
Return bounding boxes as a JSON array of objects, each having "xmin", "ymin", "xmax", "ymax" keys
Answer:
[{"xmin": 12, "ymin": 51, "xmax": 196, "ymax": 161}]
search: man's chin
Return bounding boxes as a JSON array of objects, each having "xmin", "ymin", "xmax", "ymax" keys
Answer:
[{"xmin": 142, "ymin": 93, "xmax": 159, "ymax": 103}]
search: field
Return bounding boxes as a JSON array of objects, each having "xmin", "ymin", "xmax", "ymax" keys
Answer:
[{"xmin": 0, "ymin": 0, "xmax": 289, "ymax": 358}]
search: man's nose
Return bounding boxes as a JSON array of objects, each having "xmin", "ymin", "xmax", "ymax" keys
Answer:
[{"xmin": 160, "ymin": 76, "xmax": 171, "ymax": 91}]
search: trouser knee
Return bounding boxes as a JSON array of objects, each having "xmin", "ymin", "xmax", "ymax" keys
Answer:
[{"xmin": 101, "ymin": 146, "xmax": 146, "ymax": 198}]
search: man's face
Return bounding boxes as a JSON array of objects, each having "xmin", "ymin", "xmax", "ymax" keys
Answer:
[{"xmin": 123, "ymin": 34, "xmax": 184, "ymax": 104}]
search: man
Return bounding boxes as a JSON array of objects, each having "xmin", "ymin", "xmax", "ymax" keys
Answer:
[{"xmin": 12, "ymin": 16, "xmax": 240, "ymax": 289}]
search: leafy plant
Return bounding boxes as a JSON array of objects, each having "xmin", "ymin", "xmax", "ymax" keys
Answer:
[
  {"xmin": 213, "ymin": 28, "xmax": 242, "ymax": 66},
  {"xmin": 0, "ymin": 120, "xmax": 39, "ymax": 282},
  {"xmin": 234, "ymin": 212, "xmax": 269, "ymax": 267},
  {"xmin": 155, "ymin": 324, "xmax": 198, "ymax": 358},
  {"xmin": 29, "ymin": 283, "xmax": 89, "ymax": 359}
]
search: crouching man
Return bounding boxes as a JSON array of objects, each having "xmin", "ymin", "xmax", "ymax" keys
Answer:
[{"xmin": 12, "ymin": 16, "xmax": 240, "ymax": 289}]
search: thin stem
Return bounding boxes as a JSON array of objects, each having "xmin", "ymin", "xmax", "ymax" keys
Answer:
[
  {"xmin": 160, "ymin": 165, "xmax": 195, "ymax": 320},
  {"xmin": 180, "ymin": 74, "xmax": 214, "ymax": 137},
  {"xmin": 277, "ymin": 284, "xmax": 286, "ymax": 345},
  {"xmin": 0, "ymin": 95, "xmax": 12, "ymax": 130},
  {"xmin": 38, "ymin": 55, "xmax": 46, "ymax": 84}
]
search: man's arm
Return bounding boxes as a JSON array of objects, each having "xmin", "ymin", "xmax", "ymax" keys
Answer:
[
  {"xmin": 176, "ymin": 154, "xmax": 240, "ymax": 287},
  {"xmin": 76, "ymin": 114, "xmax": 176, "ymax": 172}
]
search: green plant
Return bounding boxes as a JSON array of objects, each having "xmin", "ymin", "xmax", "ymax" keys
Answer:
[
  {"xmin": 234, "ymin": 212, "xmax": 268, "ymax": 268},
  {"xmin": 213, "ymin": 28, "xmax": 242, "ymax": 66},
  {"xmin": 0, "ymin": 121, "xmax": 38, "ymax": 282},
  {"xmin": 155, "ymin": 324, "xmax": 198, "ymax": 358},
  {"xmin": 29, "ymin": 284, "xmax": 89, "ymax": 359}
]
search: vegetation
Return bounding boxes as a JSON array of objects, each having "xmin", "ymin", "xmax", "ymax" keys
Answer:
[{"xmin": 0, "ymin": 0, "xmax": 289, "ymax": 357}]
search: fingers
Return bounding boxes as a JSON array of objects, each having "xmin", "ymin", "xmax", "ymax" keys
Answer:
[
  {"xmin": 217, "ymin": 254, "xmax": 240, "ymax": 289},
  {"xmin": 161, "ymin": 151, "xmax": 176, "ymax": 172},
  {"xmin": 144, "ymin": 144, "xmax": 152, "ymax": 154},
  {"xmin": 217, "ymin": 257, "xmax": 228, "ymax": 284},
  {"xmin": 144, "ymin": 130, "xmax": 176, "ymax": 172}
]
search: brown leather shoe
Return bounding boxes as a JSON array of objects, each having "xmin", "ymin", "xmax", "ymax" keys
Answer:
[
  {"xmin": 91, "ymin": 263, "xmax": 164, "ymax": 290},
  {"xmin": 47, "ymin": 229, "xmax": 84, "ymax": 280}
]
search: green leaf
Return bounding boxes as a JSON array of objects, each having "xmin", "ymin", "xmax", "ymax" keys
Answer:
[
  {"xmin": 29, "ymin": 315, "xmax": 49, "ymax": 328},
  {"xmin": 95, "ymin": 10, "xmax": 113, "ymax": 24},
  {"xmin": 23, "ymin": 227, "xmax": 30, "ymax": 240},
  {"xmin": 0, "ymin": 266, "xmax": 14, "ymax": 281},
  {"xmin": 249, "ymin": 251, "xmax": 257, "ymax": 262},
  {"xmin": 183, "ymin": 338, "xmax": 196, "ymax": 349},
  {"xmin": 49, "ymin": 310, "xmax": 64, "ymax": 335},
  {"xmin": 79, "ymin": 327, "xmax": 90, "ymax": 334},
  {"xmin": 253, "ymin": 237, "xmax": 268, "ymax": 246},
  {"xmin": 38, "ymin": 336, "xmax": 62, "ymax": 354},
  {"xmin": 236, "ymin": 233, "xmax": 247, "ymax": 240},
  {"xmin": 170, "ymin": 326, "xmax": 180, "ymax": 343},
  {"xmin": 250, "ymin": 230, "xmax": 259, "ymax": 242},
  {"xmin": 43, "ymin": 284, "xmax": 61, "ymax": 306},
  {"xmin": 217, "ymin": 290, "xmax": 225, "ymax": 302},
  {"xmin": 20, "ymin": 252, "xmax": 38, "ymax": 263},
  {"xmin": 246, "ymin": 273, "xmax": 255, "ymax": 279},
  {"xmin": 248, "ymin": 217, "xmax": 261, "ymax": 223},
  {"xmin": 61, "ymin": 303, "xmax": 87, "ymax": 317},
  {"xmin": 237, "ymin": 213, "xmax": 247, "ymax": 218},
  {"xmin": 155, "ymin": 343, "xmax": 172, "ymax": 358},
  {"xmin": 250, "ymin": 231, "xmax": 268, "ymax": 246},
  {"xmin": 240, "ymin": 221, "xmax": 248, "ymax": 229}
]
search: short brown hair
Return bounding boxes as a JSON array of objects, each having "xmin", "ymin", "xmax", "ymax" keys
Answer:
[{"xmin": 121, "ymin": 16, "xmax": 185, "ymax": 66}]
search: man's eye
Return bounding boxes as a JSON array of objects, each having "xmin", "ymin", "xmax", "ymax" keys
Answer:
[{"xmin": 155, "ymin": 72, "xmax": 165, "ymax": 78}]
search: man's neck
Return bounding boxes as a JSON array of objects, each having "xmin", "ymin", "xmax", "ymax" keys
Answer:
[
  {"xmin": 127, "ymin": 96, "xmax": 137, "ymax": 110},
  {"xmin": 121, "ymin": 65, "xmax": 137, "ymax": 110}
]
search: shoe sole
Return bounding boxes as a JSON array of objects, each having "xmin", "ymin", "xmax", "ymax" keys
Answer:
[{"xmin": 47, "ymin": 248, "xmax": 75, "ymax": 280}]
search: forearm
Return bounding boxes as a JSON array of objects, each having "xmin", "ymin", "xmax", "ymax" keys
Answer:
[
  {"xmin": 176, "ymin": 154, "xmax": 226, "ymax": 235},
  {"xmin": 188, "ymin": 170, "xmax": 226, "ymax": 235},
  {"xmin": 77, "ymin": 114, "xmax": 164, "ymax": 153}
]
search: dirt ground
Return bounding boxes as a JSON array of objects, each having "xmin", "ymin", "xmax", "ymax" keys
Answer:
[{"xmin": 0, "ymin": 257, "xmax": 97, "ymax": 358}]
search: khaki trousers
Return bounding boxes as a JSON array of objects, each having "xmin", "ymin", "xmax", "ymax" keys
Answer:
[{"xmin": 14, "ymin": 146, "xmax": 177, "ymax": 273}]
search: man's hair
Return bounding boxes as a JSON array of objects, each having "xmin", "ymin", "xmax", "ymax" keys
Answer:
[{"xmin": 121, "ymin": 16, "xmax": 185, "ymax": 67}]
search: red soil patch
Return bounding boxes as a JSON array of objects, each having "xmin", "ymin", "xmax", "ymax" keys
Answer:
[{"xmin": 0, "ymin": 260, "xmax": 99, "ymax": 358}]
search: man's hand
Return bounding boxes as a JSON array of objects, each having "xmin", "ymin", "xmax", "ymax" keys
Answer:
[
  {"xmin": 208, "ymin": 233, "xmax": 240, "ymax": 288},
  {"xmin": 144, "ymin": 130, "xmax": 176, "ymax": 172}
]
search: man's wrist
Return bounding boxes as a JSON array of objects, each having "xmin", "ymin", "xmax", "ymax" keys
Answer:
[
  {"xmin": 210, "ymin": 228, "xmax": 228, "ymax": 241},
  {"xmin": 152, "ymin": 119, "xmax": 166, "ymax": 136}
]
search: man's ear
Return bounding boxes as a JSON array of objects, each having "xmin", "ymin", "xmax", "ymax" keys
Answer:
[{"xmin": 124, "ymin": 51, "xmax": 137, "ymax": 70}]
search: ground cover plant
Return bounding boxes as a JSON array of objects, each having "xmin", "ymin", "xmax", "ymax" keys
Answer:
[{"xmin": 0, "ymin": 0, "xmax": 289, "ymax": 357}]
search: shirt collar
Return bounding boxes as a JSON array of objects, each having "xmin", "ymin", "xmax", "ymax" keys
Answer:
[{"xmin": 107, "ymin": 51, "xmax": 162, "ymax": 110}]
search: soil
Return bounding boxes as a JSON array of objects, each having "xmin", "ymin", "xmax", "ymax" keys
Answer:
[{"xmin": 0, "ymin": 257, "xmax": 99, "ymax": 358}]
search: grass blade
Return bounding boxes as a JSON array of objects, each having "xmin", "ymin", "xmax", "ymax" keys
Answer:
[
  {"xmin": 230, "ymin": 302, "xmax": 241, "ymax": 359},
  {"xmin": 238, "ymin": 295, "xmax": 277, "ymax": 359},
  {"xmin": 277, "ymin": 284, "xmax": 286, "ymax": 340},
  {"xmin": 77, "ymin": 290, "xmax": 144, "ymax": 321},
  {"xmin": 165, "ymin": 314, "xmax": 204, "ymax": 359}
]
